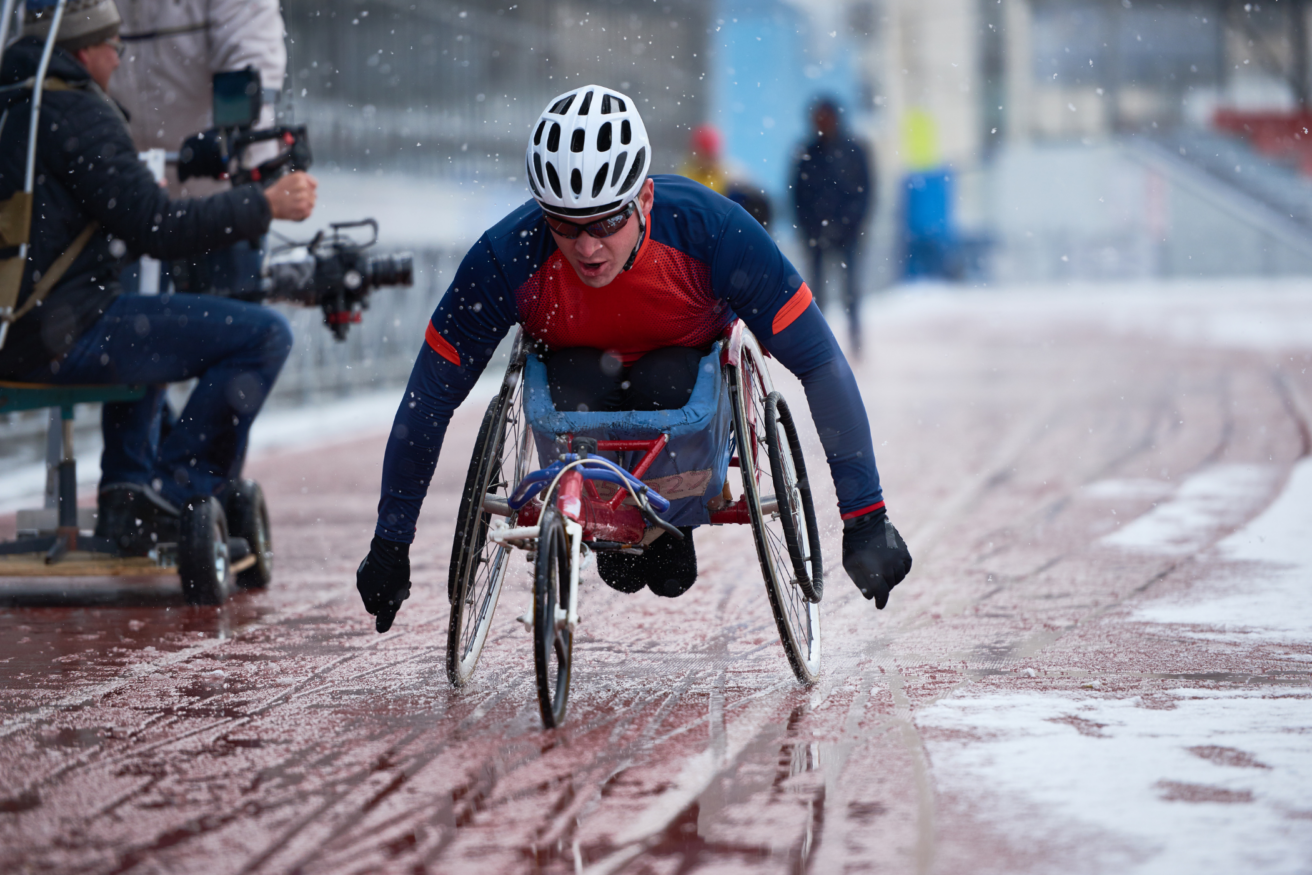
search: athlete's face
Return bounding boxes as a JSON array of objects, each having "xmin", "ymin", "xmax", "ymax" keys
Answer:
[{"xmin": 549, "ymin": 178, "xmax": 655, "ymax": 288}]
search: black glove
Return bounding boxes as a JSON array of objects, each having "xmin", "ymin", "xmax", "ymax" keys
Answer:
[
  {"xmin": 356, "ymin": 536, "xmax": 411, "ymax": 633},
  {"xmin": 842, "ymin": 509, "xmax": 912, "ymax": 609}
]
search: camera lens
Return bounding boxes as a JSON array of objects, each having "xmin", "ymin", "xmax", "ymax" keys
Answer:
[{"xmin": 366, "ymin": 253, "xmax": 414, "ymax": 288}]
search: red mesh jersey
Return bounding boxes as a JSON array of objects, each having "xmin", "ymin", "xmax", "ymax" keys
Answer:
[{"xmin": 516, "ymin": 221, "xmax": 731, "ymax": 363}]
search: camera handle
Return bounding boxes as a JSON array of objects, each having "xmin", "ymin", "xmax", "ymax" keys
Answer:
[
  {"xmin": 230, "ymin": 125, "xmax": 312, "ymax": 186},
  {"xmin": 325, "ymin": 219, "xmax": 379, "ymax": 249}
]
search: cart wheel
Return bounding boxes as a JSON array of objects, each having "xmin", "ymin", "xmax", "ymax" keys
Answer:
[
  {"xmin": 730, "ymin": 335, "xmax": 821, "ymax": 684},
  {"xmin": 447, "ymin": 330, "xmax": 532, "ymax": 687},
  {"xmin": 225, "ymin": 479, "xmax": 272, "ymax": 589},
  {"xmin": 533, "ymin": 505, "xmax": 573, "ymax": 728},
  {"xmin": 179, "ymin": 497, "xmax": 234, "ymax": 606},
  {"xmin": 765, "ymin": 393, "xmax": 824, "ymax": 603}
]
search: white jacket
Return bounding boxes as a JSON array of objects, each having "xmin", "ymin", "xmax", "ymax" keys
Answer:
[{"xmin": 108, "ymin": 0, "xmax": 286, "ymax": 197}]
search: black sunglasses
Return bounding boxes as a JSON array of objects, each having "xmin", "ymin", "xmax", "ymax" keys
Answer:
[{"xmin": 543, "ymin": 200, "xmax": 638, "ymax": 240}]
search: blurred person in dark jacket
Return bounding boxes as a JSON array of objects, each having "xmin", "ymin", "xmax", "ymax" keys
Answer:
[
  {"xmin": 791, "ymin": 97, "xmax": 873, "ymax": 352},
  {"xmin": 0, "ymin": 0, "xmax": 316, "ymax": 552}
]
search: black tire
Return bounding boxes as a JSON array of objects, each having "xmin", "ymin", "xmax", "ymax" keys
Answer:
[
  {"xmin": 179, "ymin": 497, "xmax": 234, "ymax": 606},
  {"xmin": 225, "ymin": 479, "xmax": 272, "ymax": 589},
  {"xmin": 533, "ymin": 505, "xmax": 573, "ymax": 729},
  {"xmin": 446, "ymin": 331, "xmax": 532, "ymax": 687},
  {"xmin": 765, "ymin": 394, "xmax": 824, "ymax": 602},
  {"xmin": 730, "ymin": 338, "xmax": 821, "ymax": 684}
]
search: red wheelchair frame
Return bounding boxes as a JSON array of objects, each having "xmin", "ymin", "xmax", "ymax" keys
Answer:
[{"xmin": 445, "ymin": 322, "xmax": 823, "ymax": 728}]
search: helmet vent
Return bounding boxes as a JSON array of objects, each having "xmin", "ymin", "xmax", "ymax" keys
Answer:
[
  {"xmin": 570, "ymin": 168, "xmax": 583, "ymax": 196},
  {"xmin": 592, "ymin": 163, "xmax": 609, "ymax": 197},
  {"xmin": 621, "ymin": 146, "xmax": 645, "ymax": 193},
  {"xmin": 526, "ymin": 159, "xmax": 541, "ymax": 197},
  {"xmin": 571, "ymin": 128, "xmax": 586, "ymax": 153},
  {"xmin": 549, "ymin": 94, "xmax": 575, "ymax": 115},
  {"xmin": 547, "ymin": 122, "xmax": 561, "ymax": 152},
  {"xmin": 546, "ymin": 162, "xmax": 563, "ymax": 198},
  {"xmin": 597, "ymin": 122, "xmax": 612, "ymax": 152},
  {"xmin": 621, "ymin": 120, "xmax": 632, "ymax": 146},
  {"xmin": 578, "ymin": 90, "xmax": 593, "ymax": 115},
  {"xmin": 611, "ymin": 152, "xmax": 628, "ymax": 187},
  {"xmin": 534, "ymin": 152, "xmax": 545, "ymax": 188},
  {"xmin": 600, "ymin": 94, "xmax": 613, "ymax": 114},
  {"xmin": 533, "ymin": 120, "xmax": 545, "ymax": 146}
]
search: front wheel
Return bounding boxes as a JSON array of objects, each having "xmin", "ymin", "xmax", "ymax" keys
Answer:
[
  {"xmin": 534, "ymin": 505, "xmax": 573, "ymax": 729},
  {"xmin": 178, "ymin": 497, "xmax": 234, "ymax": 606},
  {"xmin": 730, "ymin": 338, "xmax": 821, "ymax": 684}
]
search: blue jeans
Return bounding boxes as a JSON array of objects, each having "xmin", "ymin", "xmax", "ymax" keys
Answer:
[{"xmin": 26, "ymin": 293, "xmax": 293, "ymax": 507}]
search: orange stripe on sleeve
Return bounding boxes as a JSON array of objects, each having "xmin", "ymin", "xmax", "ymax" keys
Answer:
[
  {"xmin": 771, "ymin": 283, "xmax": 813, "ymax": 335},
  {"xmin": 425, "ymin": 322, "xmax": 461, "ymax": 366}
]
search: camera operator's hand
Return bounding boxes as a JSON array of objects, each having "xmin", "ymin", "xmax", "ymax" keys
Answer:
[
  {"xmin": 356, "ymin": 536, "xmax": 411, "ymax": 633},
  {"xmin": 265, "ymin": 171, "xmax": 317, "ymax": 221},
  {"xmin": 842, "ymin": 508, "xmax": 912, "ymax": 609}
]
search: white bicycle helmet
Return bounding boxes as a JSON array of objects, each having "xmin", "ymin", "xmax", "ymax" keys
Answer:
[{"xmin": 526, "ymin": 84, "xmax": 651, "ymax": 220}]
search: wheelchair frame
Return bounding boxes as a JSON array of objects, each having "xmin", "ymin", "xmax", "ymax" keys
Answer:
[{"xmin": 445, "ymin": 323, "xmax": 824, "ymax": 728}]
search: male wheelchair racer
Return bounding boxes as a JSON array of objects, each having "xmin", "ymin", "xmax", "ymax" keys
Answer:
[{"xmin": 445, "ymin": 321, "xmax": 822, "ymax": 728}]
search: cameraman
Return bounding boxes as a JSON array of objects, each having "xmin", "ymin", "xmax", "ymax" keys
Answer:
[
  {"xmin": 109, "ymin": 0, "xmax": 287, "ymax": 295},
  {"xmin": 0, "ymin": 0, "xmax": 317, "ymax": 551}
]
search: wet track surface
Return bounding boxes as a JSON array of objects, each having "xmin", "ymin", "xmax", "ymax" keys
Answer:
[{"xmin": 2, "ymin": 288, "xmax": 1311, "ymax": 874}]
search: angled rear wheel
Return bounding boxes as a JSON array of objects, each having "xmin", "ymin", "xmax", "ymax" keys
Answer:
[
  {"xmin": 730, "ymin": 336, "xmax": 821, "ymax": 684},
  {"xmin": 447, "ymin": 331, "xmax": 531, "ymax": 686}
]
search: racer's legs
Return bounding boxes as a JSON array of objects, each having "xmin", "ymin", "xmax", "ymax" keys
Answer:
[
  {"xmin": 544, "ymin": 346, "xmax": 704, "ymax": 597},
  {"xmin": 545, "ymin": 346, "xmax": 703, "ymax": 412},
  {"xmin": 596, "ymin": 526, "xmax": 697, "ymax": 598}
]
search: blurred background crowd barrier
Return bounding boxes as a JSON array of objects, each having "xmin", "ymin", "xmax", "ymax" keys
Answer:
[{"xmin": 6, "ymin": 0, "xmax": 1312, "ymax": 466}]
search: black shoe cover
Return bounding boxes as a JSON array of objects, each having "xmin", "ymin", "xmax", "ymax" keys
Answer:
[{"xmin": 596, "ymin": 527, "xmax": 698, "ymax": 597}]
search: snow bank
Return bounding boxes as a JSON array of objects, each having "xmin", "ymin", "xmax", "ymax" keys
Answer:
[{"xmin": 919, "ymin": 688, "xmax": 1312, "ymax": 875}]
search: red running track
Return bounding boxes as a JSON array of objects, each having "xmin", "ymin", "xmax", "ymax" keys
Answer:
[{"xmin": 1, "ymin": 289, "xmax": 1310, "ymax": 874}]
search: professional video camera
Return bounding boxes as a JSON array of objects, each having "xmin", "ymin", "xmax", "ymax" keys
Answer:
[
  {"xmin": 264, "ymin": 220, "xmax": 414, "ymax": 341},
  {"xmin": 168, "ymin": 70, "xmax": 412, "ymax": 340},
  {"xmin": 177, "ymin": 67, "xmax": 310, "ymax": 186}
]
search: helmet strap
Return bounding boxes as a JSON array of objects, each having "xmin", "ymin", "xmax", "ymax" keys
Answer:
[{"xmin": 621, "ymin": 206, "xmax": 646, "ymax": 272}]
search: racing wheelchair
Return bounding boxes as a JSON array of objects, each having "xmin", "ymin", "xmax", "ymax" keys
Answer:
[{"xmin": 445, "ymin": 323, "xmax": 823, "ymax": 728}]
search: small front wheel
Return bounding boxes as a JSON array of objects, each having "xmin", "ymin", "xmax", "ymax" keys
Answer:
[
  {"xmin": 179, "ymin": 497, "xmax": 233, "ymax": 606},
  {"xmin": 533, "ymin": 506, "xmax": 573, "ymax": 728}
]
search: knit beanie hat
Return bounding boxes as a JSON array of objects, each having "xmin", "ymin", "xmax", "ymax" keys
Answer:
[{"xmin": 23, "ymin": 0, "xmax": 122, "ymax": 53}]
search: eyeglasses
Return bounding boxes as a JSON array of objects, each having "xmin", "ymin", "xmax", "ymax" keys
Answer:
[
  {"xmin": 543, "ymin": 200, "xmax": 637, "ymax": 240},
  {"xmin": 105, "ymin": 38, "xmax": 126, "ymax": 58}
]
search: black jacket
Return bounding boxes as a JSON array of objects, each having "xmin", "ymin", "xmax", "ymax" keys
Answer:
[
  {"xmin": 791, "ymin": 133, "xmax": 873, "ymax": 247},
  {"xmin": 0, "ymin": 37, "xmax": 271, "ymax": 377}
]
